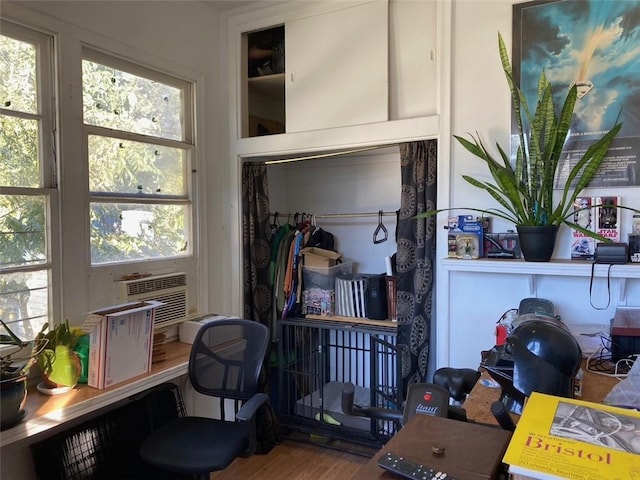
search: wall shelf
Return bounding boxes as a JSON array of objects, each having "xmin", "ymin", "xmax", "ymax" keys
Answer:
[
  {"xmin": 247, "ymin": 73, "xmax": 285, "ymax": 100},
  {"xmin": 441, "ymin": 258, "xmax": 640, "ymax": 302}
]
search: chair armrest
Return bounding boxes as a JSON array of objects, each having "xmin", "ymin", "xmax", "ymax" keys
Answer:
[{"xmin": 236, "ymin": 393, "xmax": 269, "ymax": 422}]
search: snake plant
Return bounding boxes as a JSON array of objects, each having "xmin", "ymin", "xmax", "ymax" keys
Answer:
[{"xmin": 425, "ymin": 32, "xmax": 633, "ymax": 241}]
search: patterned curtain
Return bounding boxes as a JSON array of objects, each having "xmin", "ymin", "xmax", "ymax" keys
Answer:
[
  {"xmin": 396, "ymin": 140, "xmax": 438, "ymax": 396},
  {"xmin": 241, "ymin": 163, "xmax": 283, "ymax": 452},
  {"xmin": 241, "ymin": 163, "xmax": 272, "ymax": 327}
]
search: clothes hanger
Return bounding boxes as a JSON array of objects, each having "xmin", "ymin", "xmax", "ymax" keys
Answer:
[
  {"xmin": 373, "ymin": 209, "xmax": 388, "ymax": 244},
  {"xmin": 270, "ymin": 212, "xmax": 280, "ymax": 231}
]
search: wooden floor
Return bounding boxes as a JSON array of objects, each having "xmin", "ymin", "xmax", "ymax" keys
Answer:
[{"xmin": 210, "ymin": 439, "xmax": 370, "ymax": 480}]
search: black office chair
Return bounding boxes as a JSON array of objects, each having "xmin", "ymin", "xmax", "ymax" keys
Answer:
[{"xmin": 139, "ymin": 318, "xmax": 270, "ymax": 480}]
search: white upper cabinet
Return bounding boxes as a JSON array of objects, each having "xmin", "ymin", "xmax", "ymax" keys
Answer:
[
  {"xmin": 239, "ymin": 0, "xmax": 389, "ymax": 138},
  {"xmin": 284, "ymin": 0, "xmax": 388, "ymax": 133}
]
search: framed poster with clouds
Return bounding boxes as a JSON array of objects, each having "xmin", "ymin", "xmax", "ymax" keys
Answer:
[{"xmin": 513, "ymin": 0, "xmax": 640, "ymax": 187}]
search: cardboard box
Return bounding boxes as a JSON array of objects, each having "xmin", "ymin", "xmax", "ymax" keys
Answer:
[
  {"xmin": 485, "ymin": 232, "xmax": 521, "ymax": 259},
  {"xmin": 447, "ymin": 215, "xmax": 485, "ymax": 258},
  {"xmin": 570, "ymin": 196, "xmax": 596, "ymax": 260},
  {"xmin": 178, "ymin": 314, "xmax": 237, "ymax": 344},
  {"xmin": 300, "ymin": 247, "xmax": 342, "ymax": 268},
  {"xmin": 83, "ymin": 301, "xmax": 160, "ymax": 389},
  {"xmin": 595, "ymin": 196, "xmax": 621, "ymax": 242}
]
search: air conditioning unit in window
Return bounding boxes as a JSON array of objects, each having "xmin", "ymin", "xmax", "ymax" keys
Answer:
[{"xmin": 115, "ymin": 272, "xmax": 187, "ymax": 327}]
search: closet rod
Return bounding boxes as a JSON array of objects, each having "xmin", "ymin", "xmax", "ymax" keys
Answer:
[{"xmin": 270, "ymin": 211, "xmax": 397, "ymax": 219}]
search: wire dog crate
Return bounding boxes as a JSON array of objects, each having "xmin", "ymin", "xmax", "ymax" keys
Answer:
[{"xmin": 276, "ymin": 315, "xmax": 399, "ymax": 449}]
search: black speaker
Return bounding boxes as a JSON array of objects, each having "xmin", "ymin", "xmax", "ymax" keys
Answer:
[{"xmin": 366, "ymin": 274, "xmax": 388, "ymax": 320}]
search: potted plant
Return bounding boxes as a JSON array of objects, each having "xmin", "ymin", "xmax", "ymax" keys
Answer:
[
  {"xmin": 0, "ymin": 319, "xmax": 48, "ymax": 430},
  {"xmin": 35, "ymin": 319, "xmax": 83, "ymax": 394},
  {"xmin": 425, "ymin": 32, "xmax": 636, "ymax": 261}
]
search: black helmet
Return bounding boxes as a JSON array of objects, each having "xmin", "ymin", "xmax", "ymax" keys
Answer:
[
  {"xmin": 483, "ymin": 318, "xmax": 582, "ymax": 414},
  {"xmin": 509, "ymin": 319, "xmax": 582, "ymax": 397}
]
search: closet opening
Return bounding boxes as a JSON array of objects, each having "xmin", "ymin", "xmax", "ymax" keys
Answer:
[{"xmin": 239, "ymin": 140, "xmax": 438, "ymax": 449}]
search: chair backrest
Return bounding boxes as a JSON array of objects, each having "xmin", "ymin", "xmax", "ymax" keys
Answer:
[{"xmin": 189, "ymin": 318, "xmax": 269, "ymax": 402}]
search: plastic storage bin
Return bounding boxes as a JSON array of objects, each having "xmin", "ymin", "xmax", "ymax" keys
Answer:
[{"xmin": 302, "ymin": 261, "xmax": 353, "ymax": 291}]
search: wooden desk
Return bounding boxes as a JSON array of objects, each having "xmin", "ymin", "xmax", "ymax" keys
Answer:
[
  {"xmin": 0, "ymin": 341, "xmax": 191, "ymax": 448},
  {"xmin": 463, "ymin": 362, "xmax": 621, "ymax": 426},
  {"xmin": 351, "ymin": 414, "xmax": 512, "ymax": 480}
]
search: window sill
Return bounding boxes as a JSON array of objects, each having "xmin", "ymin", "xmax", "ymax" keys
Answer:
[{"xmin": 0, "ymin": 341, "xmax": 191, "ymax": 448}]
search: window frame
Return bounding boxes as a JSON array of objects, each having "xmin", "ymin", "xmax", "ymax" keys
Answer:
[
  {"xmin": 81, "ymin": 47, "xmax": 196, "ymax": 265},
  {"xmin": 0, "ymin": 19, "xmax": 59, "ymax": 337}
]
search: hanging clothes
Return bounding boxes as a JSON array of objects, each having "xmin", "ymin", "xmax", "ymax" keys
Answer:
[
  {"xmin": 269, "ymin": 223, "xmax": 291, "ymax": 286},
  {"xmin": 282, "ymin": 230, "xmax": 304, "ymax": 318},
  {"xmin": 271, "ymin": 227, "xmax": 296, "ymax": 341}
]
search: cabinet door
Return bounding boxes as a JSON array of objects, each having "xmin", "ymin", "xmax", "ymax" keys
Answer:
[{"xmin": 285, "ymin": 0, "xmax": 388, "ymax": 133}]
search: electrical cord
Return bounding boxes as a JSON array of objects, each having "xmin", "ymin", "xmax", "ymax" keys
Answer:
[
  {"xmin": 585, "ymin": 333, "xmax": 636, "ymax": 379},
  {"xmin": 589, "ymin": 261, "xmax": 613, "ymax": 310}
]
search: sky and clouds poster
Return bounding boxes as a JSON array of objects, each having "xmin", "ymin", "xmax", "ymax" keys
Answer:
[{"xmin": 513, "ymin": 0, "xmax": 640, "ymax": 187}]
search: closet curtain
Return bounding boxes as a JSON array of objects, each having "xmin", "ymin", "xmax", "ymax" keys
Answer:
[
  {"xmin": 241, "ymin": 162, "xmax": 272, "ymax": 328},
  {"xmin": 396, "ymin": 139, "xmax": 438, "ymax": 395}
]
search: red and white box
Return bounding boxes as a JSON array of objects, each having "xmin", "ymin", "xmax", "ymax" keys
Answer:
[
  {"xmin": 570, "ymin": 196, "xmax": 596, "ymax": 260},
  {"xmin": 82, "ymin": 301, "xmax": 161, "ymax": 389},
  {"xmin": 594, "ymin": 196, "xmax": 621, "ymax": 242}
]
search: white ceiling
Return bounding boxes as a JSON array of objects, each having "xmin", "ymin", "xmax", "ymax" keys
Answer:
[{"xmin": 202, "ymin": 0, "xmax": 276, "ymax": 12}]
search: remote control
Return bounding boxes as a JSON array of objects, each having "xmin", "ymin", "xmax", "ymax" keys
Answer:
[{"xmin": 377, "ymin": 452, "xmax": 458, "ymax": 480}]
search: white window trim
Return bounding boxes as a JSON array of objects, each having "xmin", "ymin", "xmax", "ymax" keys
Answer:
[
  {"xmin": 81, "ymin": 46, "xmax": 197, "ymax": 265},
  {"xmin": 1, "ymin": 19, "xmax": 60, "ymax": 332}
]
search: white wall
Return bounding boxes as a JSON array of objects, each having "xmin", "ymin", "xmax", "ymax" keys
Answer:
[
  {"xmin": 1, "ymin": 3, "xmax": 228, "ymax": 477},
  {"xmin": 233, "ymin": 0, "xmax": 639, "ymax": 372},
  {"xmin": 446, "ymin": 0, "xmax": 640, "ymax": 368},
  {"xmin": 2, "ymin": 0, "xmax": 228, "ymax": 324},
  {"xmin": 267, "ymin": 148, "xmax": 400, "ymax": 274},
  {"xmin": 2, "ymin": 0, "xmax": 635, "ymax": 373},
  {"xmin": 2, "ymin": 4, "xmax": 638, "ymax": 473}
]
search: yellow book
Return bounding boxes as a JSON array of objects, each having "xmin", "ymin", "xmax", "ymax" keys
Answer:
[{"xmin": 503, "ymin": 392, "xmax": 640, "ymax": 480}]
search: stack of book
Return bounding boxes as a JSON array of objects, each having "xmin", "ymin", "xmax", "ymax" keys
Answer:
[
  {"xmin": 152, "ymin": 330, "xmax": 168, "ymax": 364},
  {"xmin": 503, "ymin": 392, "xmax": 640, "ymax": 480}
]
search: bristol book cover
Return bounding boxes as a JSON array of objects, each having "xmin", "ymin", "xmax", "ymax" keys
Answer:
[{"xmin": 503, "ymin": 392, "xmax": 640, "ymax": 480}]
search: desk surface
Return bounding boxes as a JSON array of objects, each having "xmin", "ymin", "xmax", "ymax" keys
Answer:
[
  {"xmin": 463, "ymin": 362, "xmax": 621, "ymax": 425},
  {"xmin": 351, "ymin": 414, "xmax": 512, "ymax": 480},
  {"xmin": 0, "ymin": 341, "xmax": 191, "ymax": 448}
]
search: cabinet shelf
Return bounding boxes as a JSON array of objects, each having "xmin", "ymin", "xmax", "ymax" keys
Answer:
[
  {"xmin": 248, "ymin": 73, "xmax": 285, "ymax": 101},
  {"xmin": 441, "ymin": 257, "xmax": 640, "ymax": 302}
]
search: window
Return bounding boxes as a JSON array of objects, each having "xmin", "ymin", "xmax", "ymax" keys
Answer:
[
  {"xmin": 0, "ymin": 21, "xmax": 55, "ymax": 339},
  {"xmin": 82, "ymin": 50, "xmax": 194, "ymax": 264}
]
